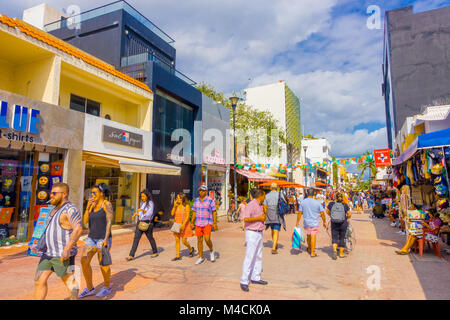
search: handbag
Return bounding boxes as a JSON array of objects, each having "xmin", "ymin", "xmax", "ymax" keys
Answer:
[
  {"xmin": 171, "ymin": 222, "xmax": 182, "ymax": 233},
  {"xmin": 100, "ymin": 245, "xmax": 112, "ymax": 266},
  {"xmin": 138, "ymin": 221, "xmax": 150, "ymax": 232}
]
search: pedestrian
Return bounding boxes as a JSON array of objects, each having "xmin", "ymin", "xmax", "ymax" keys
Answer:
[
  {"xmin": 237, "ymin": 197, "xmax": 247, "ymax": 230},
  {"xmin": 126, "ymin": 189, "xmax": 159, "ymax": 262},
  {"xmin": 240, "ymin": 188, "xmax": 268, "ymax": 292},
  {"xmin": 288, "ymin": 193, "xmax": 296, "ymax": 214},
  {"xmin": 191, "ymin": 185, "xmax": 218, "ymax": 265},
  {"xmin": 296, "ymin": 188, "xmax": 326, "ymax": 257},
  {"xmin": 170, "ymin": 192, "xmax": 195, "ymax": 261},
  {"xmin": 263, "ymin": 183, "xmax": 286, "ymax": 254},
  {"xmin": 33, "ymin": 182, "xmax": 83, "ymax": 300},
  {"xmin": 78, "ymin": 183, "xmax": 114, "ymax": 298},
  {"xmin": 326, "ymin": 192, "xmax": 351, "ymax": 260}
]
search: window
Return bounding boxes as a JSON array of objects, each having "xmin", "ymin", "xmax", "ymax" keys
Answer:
[
  {"xmin": 70, "ymin": 94, "xmax": 101, "ymax": 116},
  {"xmin": 323, "ymin": 146, "xmax": 328, "ymax": 153}
]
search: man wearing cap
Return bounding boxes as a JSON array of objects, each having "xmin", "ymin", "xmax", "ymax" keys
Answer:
[{"xmin": 191, "ymin": 185, "xmax": 218, "ymax": 265}]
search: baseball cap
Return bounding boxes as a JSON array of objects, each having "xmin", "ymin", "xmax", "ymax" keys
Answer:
[{"xmin": 198, "ymin": 185, "xmax": 208, "ymax": 191}]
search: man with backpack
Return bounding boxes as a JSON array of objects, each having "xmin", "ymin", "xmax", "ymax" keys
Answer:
[
  {"xmin": 263, "ymin": 184, "xmax": 287, "ymax": 254},
  {"xmin": 326, "ymin": 191, "xmax": 351, "ymax": 260},
  {"xmin": 297, "ymin": 189, "xmax": 326, "ymax": 257}
]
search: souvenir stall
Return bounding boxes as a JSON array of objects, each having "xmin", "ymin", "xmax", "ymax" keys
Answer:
[{"xmin": 391, "ymin": 128, "xmax": 450, "ymax": 251}]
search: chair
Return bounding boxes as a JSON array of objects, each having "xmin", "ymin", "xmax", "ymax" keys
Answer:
[{"xmin": 414, "ymin": 229, "xmax": 442, "ymax": 259}]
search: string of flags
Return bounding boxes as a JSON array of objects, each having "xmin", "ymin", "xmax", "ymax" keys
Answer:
[{"xmin": 236, "ymin": 154, "xmax": 376, "ymax": 174}]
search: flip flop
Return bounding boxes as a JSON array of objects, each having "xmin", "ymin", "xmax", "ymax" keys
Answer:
[
  {"xmin": 395, "ymin": 250, "xmax": 408, "ymax": 255},
  {"xmin": 311, "ymin": 254, "xmax": 318, "ymax": 258}
]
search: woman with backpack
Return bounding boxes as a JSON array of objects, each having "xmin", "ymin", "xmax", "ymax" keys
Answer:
[{"xmin": 326, "ymin": 191, "xmax": 351, "ymax": 260}]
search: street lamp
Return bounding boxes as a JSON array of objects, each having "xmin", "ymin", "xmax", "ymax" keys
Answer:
[{"xmin": 230, "ymin": 96, "xmax": 239, "ymax": 215}]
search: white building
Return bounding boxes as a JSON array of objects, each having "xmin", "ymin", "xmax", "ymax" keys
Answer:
[
  {"xmin": 244, "ymin": 81, "xmax": 302, "ymax": 183},
  {"xmin": 301, "ymin": 138, "xmax": 332, "ymax": 188}
]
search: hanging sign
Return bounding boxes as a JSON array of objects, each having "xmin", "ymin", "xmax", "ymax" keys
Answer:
[{"xmin": 374, "ymin": 149, "xmax": 392, "ymax": 167}]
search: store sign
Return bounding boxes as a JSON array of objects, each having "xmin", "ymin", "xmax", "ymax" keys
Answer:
[
  {"xmin": 204, "ymin": 149, "xmax": 226, "ymax": 165},
  {"xmin": 374, "ymin": 149, "xmax": 392, "ymax": 167},
  {"xmin": 103, "ymin": 125, "xmax": 143, "ymax": 149},
  {"xmin": 0, "ymin": 101, "xmax": 40, "ymax": 142}
]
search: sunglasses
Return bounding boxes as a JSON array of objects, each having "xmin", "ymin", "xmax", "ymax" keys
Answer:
[
  {"xmin": 91, "ymin": 191, "xmax": 98, "ymax": 195},
  {"xmin": 51, "ymin": 191, "xmax": 64, "ymax": 196}
]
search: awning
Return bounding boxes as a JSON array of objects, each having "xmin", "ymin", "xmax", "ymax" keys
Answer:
[
  {"xmin": 392, "ymin": 128, "xmax": 450, "ymax": 165},
  {"xmin": 82, "ymin": 151, "xmax": 181, "ymax": 176},
  {"xmin": 415, "ymin": 105, "xmax": 450, "ymax": 124},
  {"xmin": 315, "ymin": 181, "xmax": 327, "ymax": 187},
  {"xmin": 236, "ymin": 169, "xmax": 275, "ymax": 182}
]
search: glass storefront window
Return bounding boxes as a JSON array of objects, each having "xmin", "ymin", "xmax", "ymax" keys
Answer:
[
  {"xmin": 84, "ymin": 165, "xmax": 138, "ymax": 225},
  {"xmin": 0, "ymin": 148, "xmax": 64, "ymax": 243}
]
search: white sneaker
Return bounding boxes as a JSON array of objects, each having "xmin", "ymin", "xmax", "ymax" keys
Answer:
[
  {"xmin": 195, "ymin": 257, "xmax": 205, "ymax": 265},
  {"xmin": 210, "ymin": 251, "xmax": 216, "ymax": 262}
]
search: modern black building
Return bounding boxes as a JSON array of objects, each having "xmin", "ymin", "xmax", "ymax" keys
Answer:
[
  {"xmin": 43, "ymin": 0, "xmax": 203, "ymax": 217},
  {"xmin": 382, "ymin": 5, "xmax": 450, "ymax": 150}
]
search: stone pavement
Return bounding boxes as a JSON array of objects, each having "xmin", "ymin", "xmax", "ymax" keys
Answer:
[{"xmin": 1, "ymin": 210, "xmax": 450, "ymax": 300}]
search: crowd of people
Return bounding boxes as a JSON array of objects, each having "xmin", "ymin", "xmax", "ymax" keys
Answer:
[{"xmin": 32, "ymin": 180, "xmax": 381, "ymax": 298}]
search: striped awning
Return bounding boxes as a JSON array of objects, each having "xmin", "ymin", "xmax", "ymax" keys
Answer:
[{"xmin": 236, "ymin": 169, "xmax": 275, "ymax": 182}]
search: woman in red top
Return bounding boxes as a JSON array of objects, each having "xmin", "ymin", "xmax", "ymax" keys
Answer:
[{"xmin": 170, "ymin": 193, "xmax": 194, "ymax": 261}]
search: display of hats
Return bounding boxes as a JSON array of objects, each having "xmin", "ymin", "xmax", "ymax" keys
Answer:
[
  {"xmin": 36, "ymin": 190, "xmax": 50, "ymax": 205},
  {"xmin": 431, "ymin": 164, "xmax": 444, "ymax": 175},
  {"xmin": 38, "ymin": 162, "xmax": 51, "ymax": 176},
  {"xmin": 37, "ymin": 175, "xmax": 50, "ymax": 189},
  {"xmin": 50, "ymin": 162, "xmax": 64, "ymax": 176}
]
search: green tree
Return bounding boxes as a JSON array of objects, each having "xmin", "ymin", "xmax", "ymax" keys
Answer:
[
  {"xmin": 357, "ymin": 150, "xmax": 377, "ymax": 180},
  {"xmin": 331, "ymin": 156, "xmax": 339, "ymax": 187},
  {"xmin": 196, "ymin": 82, "xmax": 286, "ymax": 157}
]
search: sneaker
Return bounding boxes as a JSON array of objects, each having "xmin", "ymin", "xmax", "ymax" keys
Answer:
[
  {"xmin": 189, "ymin": 248, "xmax": 195, "ymax": 257},
  {"xmin": 78, "ymin": 287, "xmax": 95, "ymax": 299},
  {"xmin": 195, "ymin": 257, "xmax": 205, "ymax": 265},
  {"xmin": 390, "ymin": 222, "xmax": 396, "ymax": 227},
  {"xmin": 96, "ymin": 286, "xmax": 111, "ymax": 297},
  {"xmin": 210, "ymin": 251, "xmax": 216, "ymax": 262}
]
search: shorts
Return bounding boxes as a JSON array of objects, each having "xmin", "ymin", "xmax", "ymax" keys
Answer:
[
  {"xmin": 266, "ymin": 223, "xmax": 281, "ymax": 231},
  {"xmin": 304, "ymin": 227, "xmax": 319, "ymax": 235},
  {"xmin": 85, "ymin": 237, "xmax": 112, "ymax": 249},
  {"xmin": 37, "ymin": 254, "xmax": 75, "ymax": 278},
  {"xmin": 195, "ymin": 224, "xmax": 212, "ymax": 237}
]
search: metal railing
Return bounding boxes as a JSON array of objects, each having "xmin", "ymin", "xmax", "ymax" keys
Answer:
[
  {"xmin": 44, "ymin": 0, "xmax": 175, "ymax": 46},
  {"xmin": 120, "ymin": 52, "xmax": 196, "ymax": 85}
]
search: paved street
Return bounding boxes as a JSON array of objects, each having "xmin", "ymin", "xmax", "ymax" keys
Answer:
[{"xmin": 1, "ymin": 210, "xmax": 450, "ymax": 300}]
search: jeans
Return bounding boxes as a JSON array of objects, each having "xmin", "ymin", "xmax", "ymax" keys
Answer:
[
  {"xmin": 129, "ymin": 221, "xmax": 157, "ymax": 256},
  {"xmin": 331, "ymin": 220, "xmax": 348, "ymax": 248}
]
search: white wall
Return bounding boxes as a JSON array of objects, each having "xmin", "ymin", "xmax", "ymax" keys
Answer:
[
  {"xmin": 83, "ymin": 114, "xmax": 153, "ymax": 160},
  {"xmin": 23, "ymin": 4, "xmax": 66, "ymax": 30}
]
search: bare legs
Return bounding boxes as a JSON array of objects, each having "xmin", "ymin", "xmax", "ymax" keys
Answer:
[
  {"xmin": 175, "ymin": 235, "xmax": 192, "ymax": 258},
  {"xmin": 80, "ymin": 246, "xmax": 111, "ymax": 289},
  {"xmin": 197, "ymin": 235, "xmax": 213, "ymax": 259}
]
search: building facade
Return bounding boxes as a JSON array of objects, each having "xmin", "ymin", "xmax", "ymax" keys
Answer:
[
  {"xmin": 244, "ymin": 81, "xmax": 302, "ymax": 182},
  {"xmin": 24, "ymin": 1, "xmax": 205, "ymax": 218},
  {"xmin": 301, "ymin": 138, "xmax": 332, "ymax": 188},
  {"xmin": 0, "ymin": 13, "xmax": 183, "ymax": 242},
  {"xmin": 382, "ymin": 5, "xmax": 450, "ymax": 149}
]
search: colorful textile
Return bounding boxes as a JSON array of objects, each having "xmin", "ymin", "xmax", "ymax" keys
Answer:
[{"xmin": 192, "ymin": 196, "xmax": 216, "ymax": 227}]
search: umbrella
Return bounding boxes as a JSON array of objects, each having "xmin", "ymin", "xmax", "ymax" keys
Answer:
[{"xmin": 259, "ymin": 180, "xmax": 308, "ymax": 189}]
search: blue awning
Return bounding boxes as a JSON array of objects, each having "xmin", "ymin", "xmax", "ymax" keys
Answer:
[{"xmin": 392, "ymin": 128, "xmax": 450, "ymax": 165}]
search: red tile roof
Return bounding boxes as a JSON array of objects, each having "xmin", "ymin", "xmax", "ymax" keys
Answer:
[{"xmin": 0, "ymin": 14, "xmax": 152, "ymax": 94}]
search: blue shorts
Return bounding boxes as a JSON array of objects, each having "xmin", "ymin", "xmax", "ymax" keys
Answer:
[
  {"xmin": 85, "ymin": 237, "xmax": 112, "ymax": 249},
  {"xmin": 266, "ymin": 223, "xmax": 281, "ymax": 231}
]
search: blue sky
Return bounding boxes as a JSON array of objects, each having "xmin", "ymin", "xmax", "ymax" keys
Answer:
[{"xmin": 2, "ymin": 0, "xmax": 449, "ymax": 165}]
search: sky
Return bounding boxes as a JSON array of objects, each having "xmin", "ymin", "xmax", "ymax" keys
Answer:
[{"xmin": 3, "ymin": 0, "xmax": 450, "ymax": 162}]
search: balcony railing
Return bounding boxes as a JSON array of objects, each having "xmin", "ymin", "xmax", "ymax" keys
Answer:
[
  {"xmin": 44, "ymin": 0, "xmax": 175, "ymax": 47},
  {"xmin": 120, "ymin": 52, "xmax": 196, "ymax": 85}
]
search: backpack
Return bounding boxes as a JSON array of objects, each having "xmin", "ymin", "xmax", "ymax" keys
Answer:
[
  {"xmin": 277, "ymin": 192, "xmax": 289, "ymax": 215},
  {"xmin": 330, "ymin": 202, "xmax": 346, "ymax": 223}
]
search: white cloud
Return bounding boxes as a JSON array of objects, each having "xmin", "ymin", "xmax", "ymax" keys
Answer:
[{"xmin": 318, "ymin": 128, "xmax": 388, "ymax": 157}]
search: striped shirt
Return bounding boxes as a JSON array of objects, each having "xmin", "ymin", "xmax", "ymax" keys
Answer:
[
  {"xmin": 44, "ymin": 202, "xmax": 81, "ymax": 257},
  {"xmin": 192, "ymin": 196, "xmax": 216, "ymax": 227},
  {"xmin": 138, "ymin": 201, "xmax": 154, "ymax": 221}
]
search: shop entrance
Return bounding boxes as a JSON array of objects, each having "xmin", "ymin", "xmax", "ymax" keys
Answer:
[{"xmin": 84, "ymin": 165, "xmax": 139, "ymax": 225}]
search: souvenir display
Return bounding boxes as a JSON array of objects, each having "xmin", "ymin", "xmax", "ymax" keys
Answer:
[
  {"xmin": 37, "ymin": 175, "xmax": 50, "ymax": 189},
  {"xmin": 38, "ymin": 162, "xmax": 51, "ymax": 176},
  {"xmin": 50, "ymin": 161, "xmax": 64, "ymax": 176},
  {"xmin": 0, "ymin": 160, "xmax": 19, "ymax": 176},
  {"xmin": 50, "ymin": 175, "xmax": 62, "ymax": 189},
  {"xmin": 36, "ymin": 190, "xmax": 50, "ymax": 205},
  {"xmin": 20, "ymin": 176, "xmax": 33, "ymax": 192},
  {"xmin": 22, "ymin": 161, "xmax": 34, "ymax": 176},
  {"xmin": 1, "ymin": 176, "xmax": 16, "ymax": 193}
]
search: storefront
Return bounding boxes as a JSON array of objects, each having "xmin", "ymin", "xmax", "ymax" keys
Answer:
[
  {"xmin": 0, "ymin": 91, "xmax": 84, "ymax": 244},
  {"xmin": 81, "ymin": 114, "xmax": 180, "ymax": 225},
  {"xmin": 201, "ymin": 149, "xmax": 229, "ymax": 214}
]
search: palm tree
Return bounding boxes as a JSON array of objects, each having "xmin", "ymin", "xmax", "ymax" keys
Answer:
[{"xmin": 357, "ymin": 150, "xmax": 377, "ymax": 181}]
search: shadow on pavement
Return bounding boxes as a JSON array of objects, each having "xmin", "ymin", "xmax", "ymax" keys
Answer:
[
  {"xmin": 134, "ymin": 247, "xmax": 165, "ymax": 260},
  {"xmin": 370, "ymin": 212, "xmax": 450, "ymax": 299},
  {"xmin": 263, "ymin": 241, "xmax": 284, "ymax": 249},
  {"xmin": 82, "ymin": 268, "xmax": 139, "ymax": 300}
]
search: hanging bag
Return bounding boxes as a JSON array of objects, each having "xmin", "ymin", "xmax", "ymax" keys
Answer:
[
  {"xmin": 292, "ymin": 226, "xmax": 305, "ymax": 249},
  {"xmin": 170, "ymin": 205, "xmax": 186, "ymax": 233},
  {"xmin": 100, "ymin": 245, "xmax": 112, "ymax": 266}
]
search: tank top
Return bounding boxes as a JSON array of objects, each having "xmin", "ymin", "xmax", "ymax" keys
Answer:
[
  {"xmin": 88, "ymin": 202, "xmax": 110, "ymax": 240},
  {"xmin": 44, "ymin": 202, "xmax": 77, "ymax": 257}
]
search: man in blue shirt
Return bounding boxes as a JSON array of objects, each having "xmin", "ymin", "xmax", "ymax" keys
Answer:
[{"xmin": 297, "ymin": 189, "xmax": 326, "ymax": 257}]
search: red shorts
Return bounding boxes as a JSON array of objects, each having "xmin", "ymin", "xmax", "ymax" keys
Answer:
[{"xmin": 195, "ymin": 224, "xmax": 212, "ymax": 237}]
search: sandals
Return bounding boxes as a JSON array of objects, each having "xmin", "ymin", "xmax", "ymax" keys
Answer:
[
  {"xmin": 172, "ymin": 257, "xmax": 181, "ymax": 261},
  {"xmin": 125, "ymin": 256, "xmax": 134, "ymax": 261},
  {"xmin": 151, "ymin": 253, "xmax": 159, "ymax": 258},
  {"xmin": 395, "ymin": 250, "xmax": 409, "ymax": 255},
  {"xmin": 189, "ymin": 248, "xmax": 195, "ymax": 257}
]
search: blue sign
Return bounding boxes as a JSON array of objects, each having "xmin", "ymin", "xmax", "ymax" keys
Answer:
[{"xmin": 0, "ymin": 100, "xmax": 40, "ymax": 133}]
